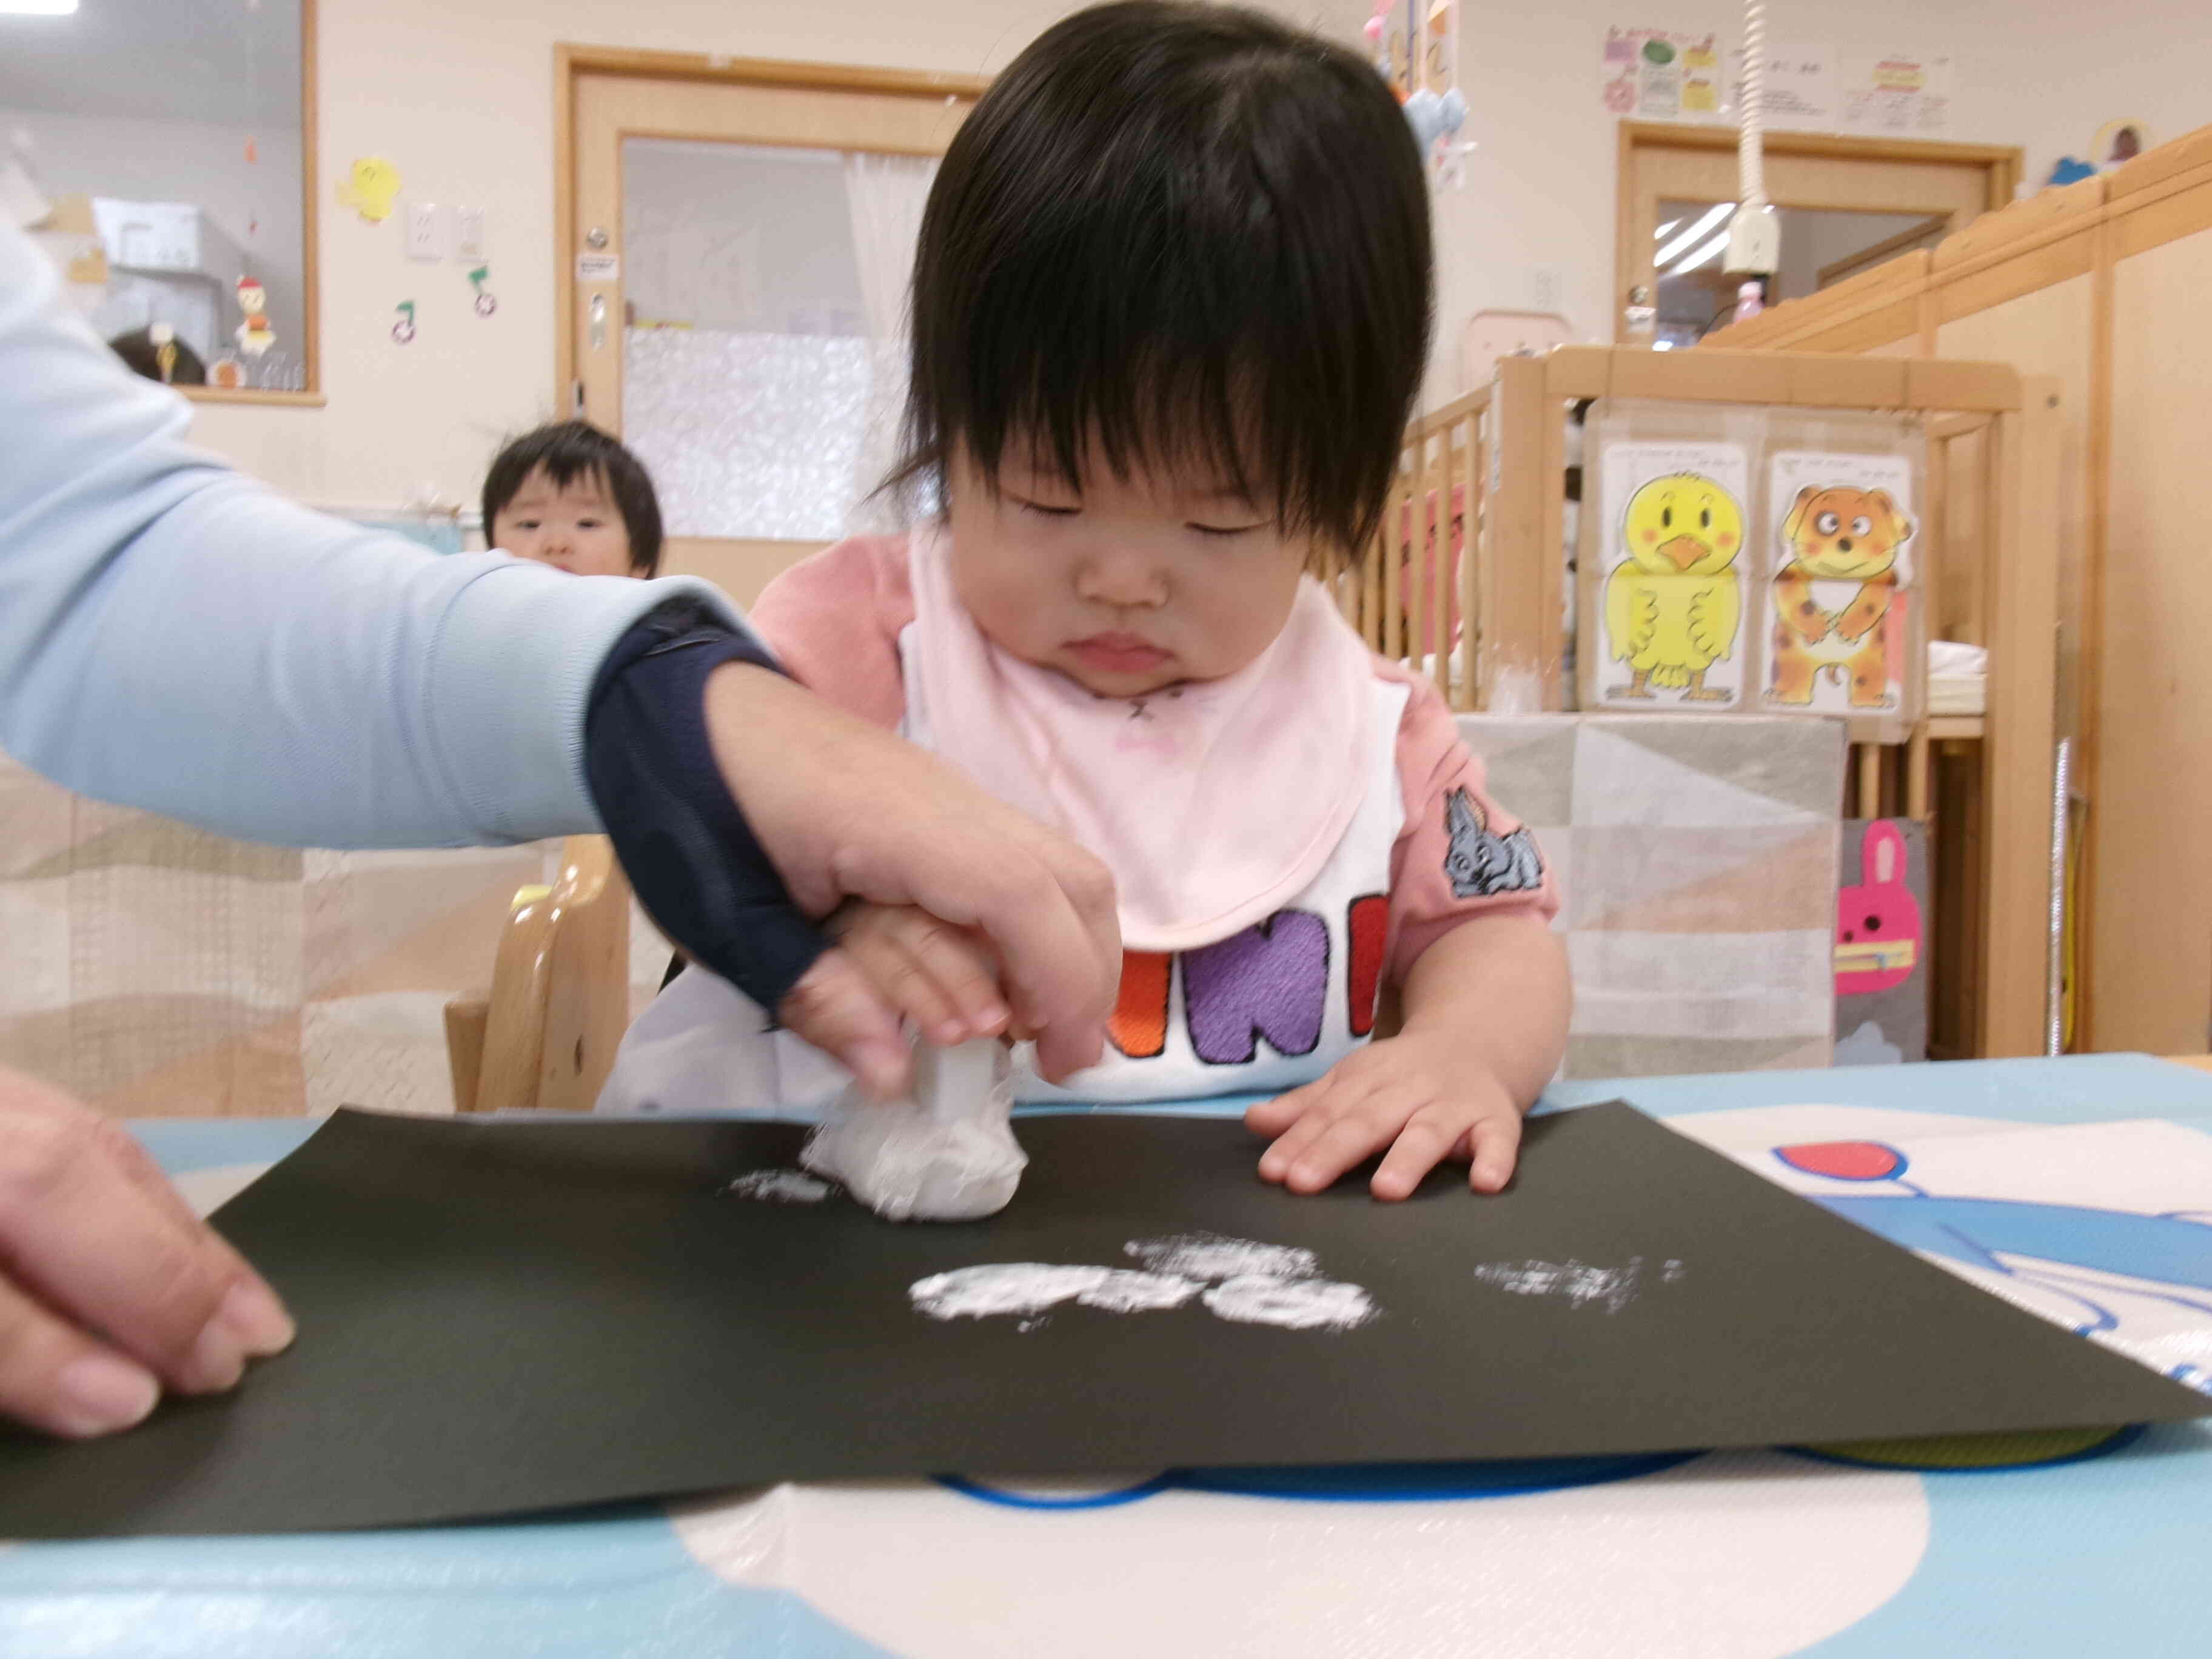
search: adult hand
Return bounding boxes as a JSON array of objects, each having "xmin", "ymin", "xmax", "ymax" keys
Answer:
[
  {"xmin": 703, "ymin": 665, "xmax": 1119, "ymax": 1088},
  {"xmin": 0, "ymin": 1065, "xmax": 293, "ymax": 1437}
]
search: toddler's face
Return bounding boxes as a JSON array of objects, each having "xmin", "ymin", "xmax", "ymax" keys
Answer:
[
  {"xmin": 947, "ymin": 441, "xmax": 1315, "ymax": 698},
  {"xmin": 492, "ymin": 466, "xmax": 635, "ymax": 578}
]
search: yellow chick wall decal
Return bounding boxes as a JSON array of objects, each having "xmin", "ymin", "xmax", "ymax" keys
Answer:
[
  {"xmin": 336, "ymin": 157, "xmax": 403, "ymax": 224},
  {"xmin": 1606, "ymin": 472, "xmax": 1744, "ymax": 702}
]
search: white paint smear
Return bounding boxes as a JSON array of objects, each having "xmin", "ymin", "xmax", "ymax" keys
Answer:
[
  {"xmin": 1078, "ymin": 1271, "xmax": 1205, "ymax": 1313},
  {"xmin": 913, "ymin": 1234, "xmax": 1378, "ymax": 1333},
  {"xmin": 911, "ymin": 1265, "xmax": 1207, "ymax": 1322},
  {"xmin": 726, "ymin": 1168, "xmax": 834, "ymax": 1204},
  {"xmin": 1202, "ymin": 1274, "xmax": 1377, "ymax": 1331},
  {"xmin": 1473, "ymin": 1256, "xmax": 1684, "ymax": 1314},
  {"xmin": 914, "ymin": 1265, "xmax": 1110, "ymax": 1320},
  {"xmin": 1123, "ymin": 1233, "xmax": 1319, "ymax": 1284}
]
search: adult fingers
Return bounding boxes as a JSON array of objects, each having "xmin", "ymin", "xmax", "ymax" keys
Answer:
[
  {"xmin": 1467, "ymin": 1113, "xmax": 1524, "ymax": 1194},
  {"xmin": 0, "ymin": 1273, "xmax": 158, "ymax": 1439},
  {"xmin": 1372, "ymin": 1106, "xmax": 1466, "ymax": 1201},
  {"xmin": 0, "ymin": 1098, "xmax": 292, "ymax": 1400},
  {"xmin": 776, "ymin": 951, "xmax": 911, "ymax": 1099}
]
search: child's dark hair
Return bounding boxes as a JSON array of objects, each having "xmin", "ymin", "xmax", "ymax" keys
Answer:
[
  {"xmin": 481, "ymin": 421, "xmax": 665, "ymax": 576},
  {"xmin": 109, "ymin": 327, "xmax": 207, "ymax": 386},
  {"xmin": 894, "ymin": 0, "xmax": 1432, "ymax": 555}
]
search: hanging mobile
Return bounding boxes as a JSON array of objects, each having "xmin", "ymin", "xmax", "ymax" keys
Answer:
[
  {"xmin": 391, "ymin": 300, "xmax": 417, "ymax": 344},
  {"xmin": 468, "ymin": 264, "xmax": 497, "ymax": 317}
]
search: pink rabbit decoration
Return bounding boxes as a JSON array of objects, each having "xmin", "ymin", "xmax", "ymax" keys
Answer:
[{"xmin": 1835, "ymin": 820, "xmax": 1921, "ymax": 996}]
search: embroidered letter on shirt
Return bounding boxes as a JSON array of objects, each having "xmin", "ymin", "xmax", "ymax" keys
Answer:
[
  {"xmin": 1442, "ymin": 788, "xmax": 1544, "ymax": 899},
  {"xmin": 1346, "ymin": 894, "xmax": 1389, "ymax": 1038},
  {"xmin": 1110, "ymin": 951, "xmax": 1173, "ymax": 1059},
  {"xmin": 1184, "ymin": 911, "xmax": 1329, "ymax": 1065}
]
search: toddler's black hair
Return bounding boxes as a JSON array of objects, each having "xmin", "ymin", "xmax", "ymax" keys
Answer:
[
  {"xmin": 481, "ymin": 421, "xmax": 665, "ymax": 576},
  {"xmin": 893, "ymin": 0, "xmax": 1433, "ymax": 555},
  {"xmin": 109, "ymin": 326, "xmax": 207, "ymax": 386}
]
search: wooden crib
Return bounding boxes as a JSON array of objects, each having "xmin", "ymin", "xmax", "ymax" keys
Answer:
[
  {"xmin": 1700, "ymin": 121, "xmax": 2212, "ymax": 1059},
  {"xmin": 1344, "ymin": 344, "xmax": 2062, "ymax": 1061}
]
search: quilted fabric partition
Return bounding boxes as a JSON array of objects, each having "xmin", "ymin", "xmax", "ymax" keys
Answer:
[{"xmin": 1457, "ymin": 714, "xmax": 1845, "ymax": 1078}]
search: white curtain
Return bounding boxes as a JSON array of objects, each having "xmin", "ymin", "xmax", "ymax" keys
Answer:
[{"xmin": 842, "ymin": 152, "xmax": 938, "ymax": 531}]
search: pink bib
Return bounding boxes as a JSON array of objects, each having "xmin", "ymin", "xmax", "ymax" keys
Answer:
[{"xmin": 904, "ymin": 527, "xmax": 1375, "ymax": 952}]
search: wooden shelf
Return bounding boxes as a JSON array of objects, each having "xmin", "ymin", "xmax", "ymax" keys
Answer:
[{"xmin": 1925, "ymin": 716, "xmax": 1986, "ymax": 741}]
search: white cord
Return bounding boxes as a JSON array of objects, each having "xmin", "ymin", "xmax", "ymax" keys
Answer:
[{"xmin": 1738, "ymin": 0, "xmax": 1768, "ymax": 212}]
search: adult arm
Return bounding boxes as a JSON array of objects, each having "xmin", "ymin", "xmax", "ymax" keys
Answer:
[{"xmin": 0, "ymin": 215, "xmax": 735, "ymax": 848}]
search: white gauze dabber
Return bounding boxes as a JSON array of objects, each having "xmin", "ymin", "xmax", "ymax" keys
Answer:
[{"xmin": 800, "ymin": 1038, "xmax": 1027, "ymax": 1222}]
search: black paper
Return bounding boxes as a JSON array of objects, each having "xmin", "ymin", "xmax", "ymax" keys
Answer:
[{"xmin": 0, "ymin": 1104, "xmax": 2200, "ymax": 1537}]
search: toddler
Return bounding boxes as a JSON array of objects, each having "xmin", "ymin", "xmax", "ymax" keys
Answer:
[
  {"xmin": 603, "ymin": 0, "xmax": 1569, "ymax": 1200},
  {"xmin": 483, "ymin": 420, "xmax": 663, "ymax": 578}
]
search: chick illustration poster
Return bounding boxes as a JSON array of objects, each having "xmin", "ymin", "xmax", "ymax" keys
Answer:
[
  {"xmin": 1764, "ymin": 451, "xmax": 1915, "ymax": 714},
  {"xmin": 1596, "ymin": 442, "xmax": 1750, "ymax": 711}
]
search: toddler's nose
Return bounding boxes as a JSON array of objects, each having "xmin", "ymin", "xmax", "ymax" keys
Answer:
[{"xmin": 1076, "ymin": 548, "xmax": 1168, "ymax": 609}]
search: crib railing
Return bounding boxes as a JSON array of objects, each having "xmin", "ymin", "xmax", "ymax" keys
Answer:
[{"xmin": 1353, "ymin": 344, "xmax": 2060, "ymax": 1060}]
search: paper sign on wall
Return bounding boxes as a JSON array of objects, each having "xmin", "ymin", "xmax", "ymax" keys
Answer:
[
  {"xmin": 1755, "ymin": 42, "xmax": 1837, "ymax": 130},
  {"xmin": 1602, "ymin": 28, "xmax": 1728, "ymax": 120},
  {"xmin": 1838, "ymin": 51, "xmax": 1954, "ymax": 136},
  {"xmin": 1763, "ymin": 451, "xmax": 1915, "ymax": 715},
  {"xmin": 1595, "ymin": 442, "xmax": 1750, "ymax": 710}
]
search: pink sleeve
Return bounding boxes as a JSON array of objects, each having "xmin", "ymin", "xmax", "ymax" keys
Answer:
[
  {"xmin": 746, "ymin": 535, "xmax": 914, "ymax": 731},
  {"xmin": 1380, "ymin": 662, "xmax": 1559, "ymax": 987}
]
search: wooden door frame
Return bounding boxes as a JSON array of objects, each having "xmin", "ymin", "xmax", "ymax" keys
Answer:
[
  {"xmin": 552, "ymin": 44, "xmax": 990, "ymax": 403},
  {"xmin": 1614, "ymin": 121, "xmax": 2023, "ymax": 344}
]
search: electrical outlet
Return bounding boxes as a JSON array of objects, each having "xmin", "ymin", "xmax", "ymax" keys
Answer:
[
  {"xmin": 455, "ymin": 206, "xmax": 487, "ymax": 262},
  {"xmin": 405, "ymin": 201, "xmax": 447, "ymax": 262}
]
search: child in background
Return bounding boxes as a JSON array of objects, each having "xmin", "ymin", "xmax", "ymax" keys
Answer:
[
  {"xmin": 603, "ymin": 0, "xmax": 1569, "ymax": 1201},
  {"xmin": 483, "ymin": 420, "xmax": 664, "ymax": 578}
]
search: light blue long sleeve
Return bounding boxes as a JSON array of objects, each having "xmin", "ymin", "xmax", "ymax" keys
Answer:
[{"xmin": 0, "ymin": 217, "xmax": 744, "ymax": 848}]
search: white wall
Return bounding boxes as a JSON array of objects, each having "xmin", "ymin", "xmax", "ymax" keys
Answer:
[
  {"xmin": 185, "ymin": 0, "xmax": 2212, "ymax": 509},
  {"xmin": 1438, "ymin": 0, "xmax": 2211, "ymax": 398}
]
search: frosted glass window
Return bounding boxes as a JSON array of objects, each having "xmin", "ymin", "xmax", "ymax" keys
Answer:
[{"xmin": 620, "ymin": 138, "xmax": 929, "ymax": 541}]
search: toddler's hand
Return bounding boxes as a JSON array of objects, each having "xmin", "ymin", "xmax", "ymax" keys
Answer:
[
  {"xmin": 1246, "ymin": 1035, "xmax": 1523, "ymax": 1200},
  {"xmin": 777, "ymin": 903, "xmax": 1012, "ymax": 1098}
]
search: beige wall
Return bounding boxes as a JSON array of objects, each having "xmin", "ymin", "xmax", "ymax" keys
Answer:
[
  {"xmin": 186, "ymin": 0, "xmax": 1366, "ymax": 514},
  {"xmin": 186, "ymin": 0, "xmax": 2212, "ymax": 508}
]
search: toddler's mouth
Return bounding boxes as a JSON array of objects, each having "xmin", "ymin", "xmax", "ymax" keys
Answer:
[{"xmin": 1066, "ymin": 634, "xmax": 1172, "ymax": 675}]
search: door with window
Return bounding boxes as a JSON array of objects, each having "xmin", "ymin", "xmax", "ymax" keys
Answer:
[
  {"xmin": 562, "ymin": 54, "xmax": 981, "ymax": 603},
  {"xmin": 1616, "ymin": 124, "xmax": 2020, "ymax": 347}
]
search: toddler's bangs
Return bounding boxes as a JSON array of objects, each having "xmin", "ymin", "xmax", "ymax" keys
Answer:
[{"xmin": 894, "ymin": 1, "xmax": 1433, "ymax": 555}]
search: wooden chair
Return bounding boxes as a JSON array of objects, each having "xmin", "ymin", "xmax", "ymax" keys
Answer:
[{"xmin": 445, "ymin": 836, "xmax": 632, "ymax": 1114}]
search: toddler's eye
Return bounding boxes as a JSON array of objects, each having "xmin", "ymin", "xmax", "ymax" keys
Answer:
[
  {"xmin": 1189, "ymin": 521, "xmax": 1268, "ymax": 539},
  {"xmin": 1013, "ymin": 494, "xmax": 1080, "ymax": 518}
]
